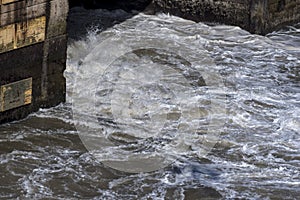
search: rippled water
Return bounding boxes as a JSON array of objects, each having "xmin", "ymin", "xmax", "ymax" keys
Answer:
[{"xmin": 0, "ymin": 7, "xmax": 299, "ymax": 199}]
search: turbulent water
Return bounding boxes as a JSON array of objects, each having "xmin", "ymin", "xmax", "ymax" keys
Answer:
[{"xmin": 0, "ymin": 7, "xmax": 299, "ymax": 199}]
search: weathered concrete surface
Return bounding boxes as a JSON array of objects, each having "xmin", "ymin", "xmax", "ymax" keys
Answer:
[
  {"xmin": 151, "ymin": 0, "xmax": 300, "ymax": 34},
  {"xmin": 0, "ymin": 0, "xmax": 68, "ymax": 123},
  {"xmin": 69, "ymin": 0, "xmax": 152, "ymax": 11}
]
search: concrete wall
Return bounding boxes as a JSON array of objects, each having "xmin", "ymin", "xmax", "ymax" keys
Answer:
[
  {"xmin": 151, "ymin": 0, "xmax": 300, "ymax": 34},
  {"xmin": 251, "ymin": 0, "xmax": 300, "ymax": 34},
  {"xmin": 0, "ymin": 0, "xmax": 68, "ymax": 123},
  {"xmin": 69, "ymin": 0, "xmax": 152, "ymax": 11}
]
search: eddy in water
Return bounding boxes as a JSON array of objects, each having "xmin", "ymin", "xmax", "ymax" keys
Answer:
[{"xmin": 0, "ymin": 6, "xmax": 299, "ymax": 199}]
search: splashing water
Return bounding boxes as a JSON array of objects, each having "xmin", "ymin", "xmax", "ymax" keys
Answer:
[{"xmin": 0, "ymin": 7, "xmax": 299, "ymax": 199}]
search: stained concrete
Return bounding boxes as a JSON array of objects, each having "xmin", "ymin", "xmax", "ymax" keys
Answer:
[
  {"xmin": 151, "ymin": 0, "xmax": 300, "ymax": 34},
  {"xmin": 69, "ymin": 0, "xmax": 152, "ymax": 11},
  {"xmin": 0, "ymin": 0, "xmax": 68, "ymax": 123}
]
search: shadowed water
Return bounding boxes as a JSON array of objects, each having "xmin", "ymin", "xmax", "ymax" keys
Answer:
[{"xmin": 0, "ymin": 7, "xmax": 299, "ymax": 199}]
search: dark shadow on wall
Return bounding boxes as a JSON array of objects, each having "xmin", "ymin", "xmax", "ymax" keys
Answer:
[
  {"xmin": 67, "ymin": 0, "xmax": 153, "ymax": 41},
  {"xmin": 69, "ymin": 0, "xmax": 152, "ymax": 11}
]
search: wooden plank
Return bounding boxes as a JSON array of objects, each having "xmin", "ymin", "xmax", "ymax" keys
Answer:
[
  {"xmin": 1, "ymin": 0, "xmax": 26, "ymax": 14},
  {"xmin": 0, "ymin": 24, "xmax": 14, "ymax": 53},
  {"xmin": 0, "ymin": 2, "xmax": 46, "ymax": 26},
  {"xmin": 0, "ymin": 15, "xmax": 46, "ymax": 53},
  {"xmin": 1, "ymin": 0, "xmax": 47, "ymax": 14},
  {"xmin": 1, "ymin": 0, "xmax": 21, "ymax": 5},
  {"xmin": 0, "ymin": 77, "xmax": 32, "ymax": 112},
  {"xmin": 16, "ymin": 15, "xmax": 46, "ymax": 48}
]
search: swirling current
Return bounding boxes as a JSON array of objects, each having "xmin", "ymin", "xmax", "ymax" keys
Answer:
[{"xmin": 0, "ymin": 7, "xmax": 299, "ymax": 199}]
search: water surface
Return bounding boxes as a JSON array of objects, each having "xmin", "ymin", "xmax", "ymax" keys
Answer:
[{"xmin": 0, "ymin": 7, "xmax": 299, "ymax": 199}]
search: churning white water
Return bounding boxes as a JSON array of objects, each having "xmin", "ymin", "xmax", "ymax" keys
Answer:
[{"xmin": 0, "ymin": 7, "xmax": 299, "ymax": 199}]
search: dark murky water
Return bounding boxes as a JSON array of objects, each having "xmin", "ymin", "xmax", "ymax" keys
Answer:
[{"xmin": 0, "ymin": 7, "xmax": 299, "ymax": 199}]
